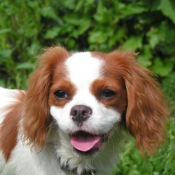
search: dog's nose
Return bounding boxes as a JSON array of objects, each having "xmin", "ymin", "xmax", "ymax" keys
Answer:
[{"xmin": 70, "ymin": 105, "xmax": 92, "ymax": 126}]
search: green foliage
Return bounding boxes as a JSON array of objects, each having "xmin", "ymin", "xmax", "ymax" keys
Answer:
[
  {"xmin": 112, "ymin": 119, "xmax": 175, "ymax": 175},
  {"xmin": 0, "ymin": 0, "xmax": 175, "ymax": 89},
  {"xmin": 162, "ymin": 72, "xmax": 175, "ymax": 116}
]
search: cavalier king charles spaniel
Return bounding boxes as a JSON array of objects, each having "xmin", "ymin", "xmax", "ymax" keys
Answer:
[{"xmin": 0, "ymin": 47, "xmax": 168, "ymax": 175}]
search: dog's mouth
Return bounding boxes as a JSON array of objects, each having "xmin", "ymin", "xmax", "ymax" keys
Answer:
[{"xmin": 70, "ymin": 131, "xmax": 108, "ymax": 156}]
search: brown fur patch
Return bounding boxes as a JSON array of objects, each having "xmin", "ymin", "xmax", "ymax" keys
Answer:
[
  {"xmin": 92, "ymin": 50, "xmax": 169, "ymax": 154},
  {"xmin": 0, "ymin": 91, "xmax": 25, "ymax": 161},
  {"xmin": 23, "ymin": 47, "xmax": 71, "ymax": 149},
  {"xmin": 49, "ymin": 79, "xmax": 76, "ymax": 108},
  {"xmin": 90, "ymin": 78, "xmax": 127, "ymax": 114}
]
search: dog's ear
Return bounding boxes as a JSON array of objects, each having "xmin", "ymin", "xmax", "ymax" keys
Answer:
[
  {"xmin": 108, "ymin": 51, "xmax": 169, "ymax": 154},
  {"xmin": 23, "ymin": 47, "xmax": 69, "ymax": 149},
  {"xmin": 123, "ymin": 52, "xmax": 169, "ymax": 154}
]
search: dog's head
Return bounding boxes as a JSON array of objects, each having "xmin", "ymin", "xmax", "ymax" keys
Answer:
[{"xmin": 23, "ymin": 47, "xmax": 168, "ymax": 156}]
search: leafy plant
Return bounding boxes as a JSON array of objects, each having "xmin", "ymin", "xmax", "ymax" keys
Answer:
[
  {"xmin": 162, "ymin": 72, "xmax": 175, "ymax": 117},
  {"xmin": 0, "ymin": 0, "xmax": 175, "ymax": 89},
  {"xmin": 112, "ymin": 119, "xmax": 175, "ymax": 175}
]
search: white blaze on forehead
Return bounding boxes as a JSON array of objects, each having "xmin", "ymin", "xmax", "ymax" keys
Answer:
[{"xmin": 65, "ymin": 52, "xmax": 103, "ymax": 87}]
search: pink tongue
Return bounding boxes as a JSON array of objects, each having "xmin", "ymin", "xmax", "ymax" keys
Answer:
[{"xmin": 71, "ymin": 134, "xmax": 101, "ymax": 152}]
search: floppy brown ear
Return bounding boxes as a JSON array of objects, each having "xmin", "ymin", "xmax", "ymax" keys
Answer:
[
  {"xmin": 23, "ymin": 46, "xmax": 69, "ymax": 149},
  {"xmin": 120, "ymin": 51, "xmax": 169, "ymax": 154}
]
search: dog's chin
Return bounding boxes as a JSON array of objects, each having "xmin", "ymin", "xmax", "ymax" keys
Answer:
[{"xmin": 69, "ymin": 131, "xmax": 109, "ymax": 156}]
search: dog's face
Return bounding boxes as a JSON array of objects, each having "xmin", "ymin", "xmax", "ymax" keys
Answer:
[
  {"xmin": 49, "ymin": 52, "xmax": 127, "ymax": 155},
  {"xmin": 23, "ymin": 47, "xmax": 168, "ymax": 157}
]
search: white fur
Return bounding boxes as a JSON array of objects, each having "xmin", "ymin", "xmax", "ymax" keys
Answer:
[
  {"xmin": 0, "ymin": 88, "xmax": 62, "ymax": 175},
  {"xmin": 51, "ymin": 52, "xmax": 121, "ymax": 134},
  {"xmin": 0, "ymin": 140, "xmax": 61, "ymax": 175},
  {"xmin": 0, "ymin": 53, "xmax": 123, "ymax": 175},
  {"xmin": 0, "ymin": 88, "xmax": 21, "ymax": 125},
  {"xmin": 50, "ymin": 53, "xmax": 122, "ymax": 174}
]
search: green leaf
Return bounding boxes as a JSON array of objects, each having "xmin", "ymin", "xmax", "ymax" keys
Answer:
[
  {"xmin": 138, "ymin": 57, "xmax": 152, "ymax": 68},
  {"xmin": 151, "ymin": 58, "xmax": 174, "ymax": 76},
  {"xmin": 27, "ymin": 42, "xmax": 41, "ymax": 56},
  {"xmin": 153, "ymin": 172, "xmax": 159, "ymax": 175},
  {"xmin": 66, "ymin": 38, "xmax": 76, "ymax": 48},
  {"xmin": 0, "ymin": 28, "xmax": 11, "ymax": 34},
  {"xmin": 123, "ymin": 36, "xmax": 143, "ymax": 50},
  {"xmin": 75, "ymin": 0, "xmax": 84, "ymax": 12},
  {"xmin": 137, "ymin": 45, "xmax": 152, "ymax": 67},
  {"xmin": 0, "ymin": 49, "xmax": 12, "ymax": 60},
  {"xmin": 129, "ymin": 169, "xmax": 140, "ymax": 175},
  {"xmin": 88, "ymin": 31, "xmax": 107, "ymax": 43},
  {"xmin": 147, "ymin": 28, "xmax": 160, "ymax": 49},
  {"xmin": 88, "ymin": 28, "xmax": 113, "ymax": 44},
  {"xmin": 120, "ymin": 3, "xmax": 147, "ymax": 16},
  {"xmin": 149, "ymin": 34, "xmax": 160, "ymax": 49},
  {"xmin": 16, "ymin": 62, "xmax": 34, "ymax": 69},
  {"xmin": 63, "ymin": 15, "xmax": 91, "ymax": 37},
  {"xmin": 93, "ymin": 0, "xmax": 108, "ymax": 23},
  {"xmin": 114, "ymin": 2, "xmax": 147, "ymax": 19},
  {"xmin": 40, "ymin": 6, "xmax": 58, "ymax": 20},
  {"xmin": 158, "ymin": 0, "xmax": 175, "ymax": 24},
  {"xmin": 44, "ymin": 27, "xmax": 61, "ymax": 39}
]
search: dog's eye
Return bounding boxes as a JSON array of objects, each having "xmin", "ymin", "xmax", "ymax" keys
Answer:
[
  {"xmin": 101, "ymin": 89, "xmax": 116, "ymax": 98},
  {"xmin": 54, "ymin": 90, "xmax": 67, "ymax": 99}
]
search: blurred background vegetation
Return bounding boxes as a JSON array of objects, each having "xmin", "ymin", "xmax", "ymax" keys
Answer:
[{"xmin": 0, "ymin": 0, "xmax": 175, "ymax": 174}]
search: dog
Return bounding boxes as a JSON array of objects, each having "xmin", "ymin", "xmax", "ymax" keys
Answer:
[{"xmin": 0, "ymin": 47, "xmax": 168, "ymax": 175}]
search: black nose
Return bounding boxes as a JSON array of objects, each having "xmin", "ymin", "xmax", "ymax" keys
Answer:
[{"xmin": 70, "ymin": 105, "xmax": 92, "ymax": 127}]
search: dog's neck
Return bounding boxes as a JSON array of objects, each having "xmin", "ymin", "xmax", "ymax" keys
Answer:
[
  {"xmin": 46, "ymin": 124, "xmax": 95, "ymax": 174},
  {"xmin": 59, "ymin": 157, "xmax": 96, "ymax": 175}
]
